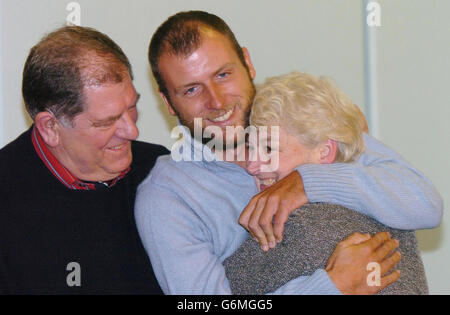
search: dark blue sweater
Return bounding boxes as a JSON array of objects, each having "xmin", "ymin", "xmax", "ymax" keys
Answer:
[{"xmin": 0, "ymin": 127, "xmax": 169, "ymax": 294}]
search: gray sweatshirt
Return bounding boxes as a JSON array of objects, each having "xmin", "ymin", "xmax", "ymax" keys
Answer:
[{"xmin": 224, "ymin": 203, "xmax": 428, "ymax": 295}]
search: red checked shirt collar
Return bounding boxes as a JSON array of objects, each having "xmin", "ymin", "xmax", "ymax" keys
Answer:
[{"xmin": 31, "ymin": 126, "xmax": 130, "ymax": 190}]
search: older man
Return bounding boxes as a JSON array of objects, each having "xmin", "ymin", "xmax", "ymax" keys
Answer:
[
  {"xmin": 135, "ymin": 11, "xmax": 442, "ymax": 295},
  {"xmin": 0, "ymin": 26, "xmax": 168, "ymax": 294}
]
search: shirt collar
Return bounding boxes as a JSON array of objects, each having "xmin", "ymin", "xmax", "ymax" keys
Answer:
[
  {"xmin": 31, "ymin": 126, "xmax": 129, "ymax": 190},
  {"xmin": 176, "ymin": 123, "xmax": 246, "ymax": 173}
]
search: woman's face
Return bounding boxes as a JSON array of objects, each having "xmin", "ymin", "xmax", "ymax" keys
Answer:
[{"xmin": 246, "ymin": 127, "xmax": 321, "ymax": 191}]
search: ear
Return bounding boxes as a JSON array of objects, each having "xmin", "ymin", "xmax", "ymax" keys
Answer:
[
  {"xmin": 356, "ymin": 106, "xmax": 369, "ymax": 133},
  {"xmin": 242, "ymin": 47, "xmax": 256, "ymax": 80},
  {"xmin": 159, "ymin": 91, "xmax": 177, "ymax": 116},
  {"xmin": 34, "ymin": 111, "xmax": 61, "ymax": 147},
  {"xmin": 319, "ymin": 139, "xmax": 338, "ymax": 164}
]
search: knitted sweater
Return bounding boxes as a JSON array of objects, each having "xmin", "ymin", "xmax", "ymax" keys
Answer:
[
  {"xmin": 0, "ymin": 127, "xmax": 169, "ymax": 294},
  {"xmin": 223, "ymin": 203, "xmax": 428, "ymax": 295}
]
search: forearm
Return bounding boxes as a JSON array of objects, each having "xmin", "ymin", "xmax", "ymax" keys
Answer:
[
  {"xmin": 137, "ymin": 199, "xmax": 339, "ymax": 295},
  {"xmin": 268, "ymin": 269, "xmax": 341, "ymax": 295},
  {"xmin": 296, "ymin": 135, "xmax": 443, "ymax": 229},
  {"xmin": 148, "ymin": 234, "xmax": 340, "ymax": 295},
  {"xmin": 136, "ymin": 183, "xmax": 342, "ymax": 295}
]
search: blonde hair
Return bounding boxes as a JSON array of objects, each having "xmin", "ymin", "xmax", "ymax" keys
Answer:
[{"xmin": 250, "ymin": 71, "xmax": 365, "ymax": 162}]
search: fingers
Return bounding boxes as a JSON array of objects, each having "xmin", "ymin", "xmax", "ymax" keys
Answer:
[
  {"xmin": 239, "ymin": 198, "xmax": 267, "ymax": 247},
  {"xmin": 365, "ymin": 231, "xmax": 391, "ymax": 251},
  {"xmin": 374, "ymin": 238, "xmax": 400, "ymax": 263},
  {"xmin": 247, "ymin": 197, "xmax": 269, "ymax": 251},
  {"xmin": 238, "ymin": 198, "xmax": 256, "ymax": 230},
  {"xmin": 238, "ymin": 171, "xmax": 307, "ymax": 251},
  {"xmin": 378, "ymin": 270, "xmax": 401, "ymax": 292},
  {"xmin": 273, "ymin": 205, "xmax": 291, "ymax": 243},
  {"xmin": 257, "ymin": 197, "xmax": 279, "ymax": 249},
  {"xmin": 325, "ymin": 250, "xmax": 337, "ymax": 271},
  {"xmin": 239, "ymin": 193, "xmax": 279, "ymax": 251},
  {"xmin": 380, "ymin": 251, "xmax": 401, "ymax": 275}
]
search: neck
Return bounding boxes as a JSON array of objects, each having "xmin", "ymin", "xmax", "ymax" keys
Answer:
[{"xmin": 49, "ymin": 146, "xmax": 116, "ymax": 182}]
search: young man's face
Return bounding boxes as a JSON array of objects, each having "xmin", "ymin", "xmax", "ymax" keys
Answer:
[
  {"xmin": 158, "ymin": 29, "xmax": 256, "ymax": 148},
  {"xmin": 54, "ymin": 77, "xmax": 140, "ymax": 181}
]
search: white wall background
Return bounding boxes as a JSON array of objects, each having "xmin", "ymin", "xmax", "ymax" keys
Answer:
[
  {"xmin": 0, "ymin": 0, "xmax": 448, "ymax": 293},
  {"xmin": 0, "ymin": 0, "xmax": 365, "ymax": 148},
  {"xmin": 375, "ymin": 0, "xmax": 449, "ymax": 294}
]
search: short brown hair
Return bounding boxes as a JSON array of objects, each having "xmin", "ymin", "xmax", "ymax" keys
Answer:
[
  {"xmin": 22, "ymin": 26, "xmax": 133, "ymax": 123},
  {"xmin": 148, "ymin": 11, "xmax": 247, "ymax": 99}
]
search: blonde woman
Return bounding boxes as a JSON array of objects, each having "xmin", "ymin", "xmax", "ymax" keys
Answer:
[{"xmin": 223, "ymin": 72, "xmax": 428, "ymax": 295}]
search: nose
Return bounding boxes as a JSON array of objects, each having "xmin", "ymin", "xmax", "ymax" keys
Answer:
[
  {"xmin": 116, "ymin": 111, "xmax": 139, "ymax": 140},
  {"xmin": 206, "ymin": 83, "xmax": 225, "ymax": 110}
]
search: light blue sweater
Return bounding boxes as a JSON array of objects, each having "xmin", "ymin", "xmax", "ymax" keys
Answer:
[{"xmin": 135, "ymin": 133, "xmax": 442, "ymax": 294}]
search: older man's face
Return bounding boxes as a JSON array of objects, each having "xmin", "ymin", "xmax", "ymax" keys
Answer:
[
  {"xmin": 55, "ymin": 76, "xmax": 140, "ymax": 181},
  {"xmin": 158, "ymin": 29, "xmax": 256, "ymax": 147}
]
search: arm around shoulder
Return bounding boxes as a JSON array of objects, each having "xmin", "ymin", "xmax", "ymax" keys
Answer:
[{"xmin": 296, "ymin": 134, "xmax": 443, "ymax": 229}]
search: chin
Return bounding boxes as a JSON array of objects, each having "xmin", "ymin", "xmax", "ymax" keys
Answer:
[{"xmin": 109, "ymin": 155, "xmax": 133, "ymax": 174}]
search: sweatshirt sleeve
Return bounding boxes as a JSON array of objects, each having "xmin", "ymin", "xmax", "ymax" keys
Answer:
[
  {"xmin": 135, "ymin": 175, "xmax": 341, "ymax": 295},
  {"xmin": 296, "ymin": 134, "xmax": 443, "ymax": 230}
]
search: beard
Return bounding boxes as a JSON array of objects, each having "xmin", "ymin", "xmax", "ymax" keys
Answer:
[{"xmin": 173, "ymin": 80, "xmax": 255, "ymax": 152}]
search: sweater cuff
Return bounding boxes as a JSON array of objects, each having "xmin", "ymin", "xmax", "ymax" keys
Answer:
[
  {"xmin": 296, "ymin": 163, "xmax": 359, "ymax": 206},
  {"xmin": 298, "ymin": 269, "xmax": 342, "ymax": 295}
]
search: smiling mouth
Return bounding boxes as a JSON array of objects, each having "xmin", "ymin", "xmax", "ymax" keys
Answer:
[
  {"xmin": 210, "ymin": 107, "xmax": 234, "ymax": 123},
  {"xmin": 107, "ymin": 143, "xmax": 128, "ymax": 151},
  {"xmin": 260, "ymin": 178, "xmax": 277, "ymax": 186},
  {"xmin": 257, "ymin": 177, "xmax": 278, "ymax": 191}
]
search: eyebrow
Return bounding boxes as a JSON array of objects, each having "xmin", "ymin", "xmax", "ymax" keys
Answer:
[
  {"xmin": 92, "ymin": 93, "xmax": 140, "ymax": 126},
  {"xmin": 213, "ymin": 63, "xmax": 234, "ymax": 76},
  {"xmin": 175, "ymin": 63, "xmax": 235, "ymax": 94}
]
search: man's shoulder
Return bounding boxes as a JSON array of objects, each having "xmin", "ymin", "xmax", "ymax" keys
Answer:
[
  {"xmin": 147, "ymin": 152, "xmax": 207, "ymax": 181},
  {"xmin": 131, "ymin": 140, "xmax": 169, "ymax": 158},
  {"xmin": 137, "ymin": 154, "xmax": 216, "ymax": 200},
  {"xmin": 135, "ymin": 156, "xmax": 207, "ymax": 221},
  {"xmin": 0, "ymin": 128, "xmax": 33, "ymax": 169},
  {"xmin": 0, "ymin": 129, "xmax": 36, "ymax": 202},
  {"xmin": 128, "ymin": 140, "xmax": 169, "ymax": 184},
  {"xmin": 130, "ymin": 140, "xmax": 169, "ymax": 169}
]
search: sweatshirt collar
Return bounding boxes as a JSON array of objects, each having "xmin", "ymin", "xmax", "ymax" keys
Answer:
[{"xmin": 176, "ymin": 123, "xmax": 247, "ymax": 173}]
